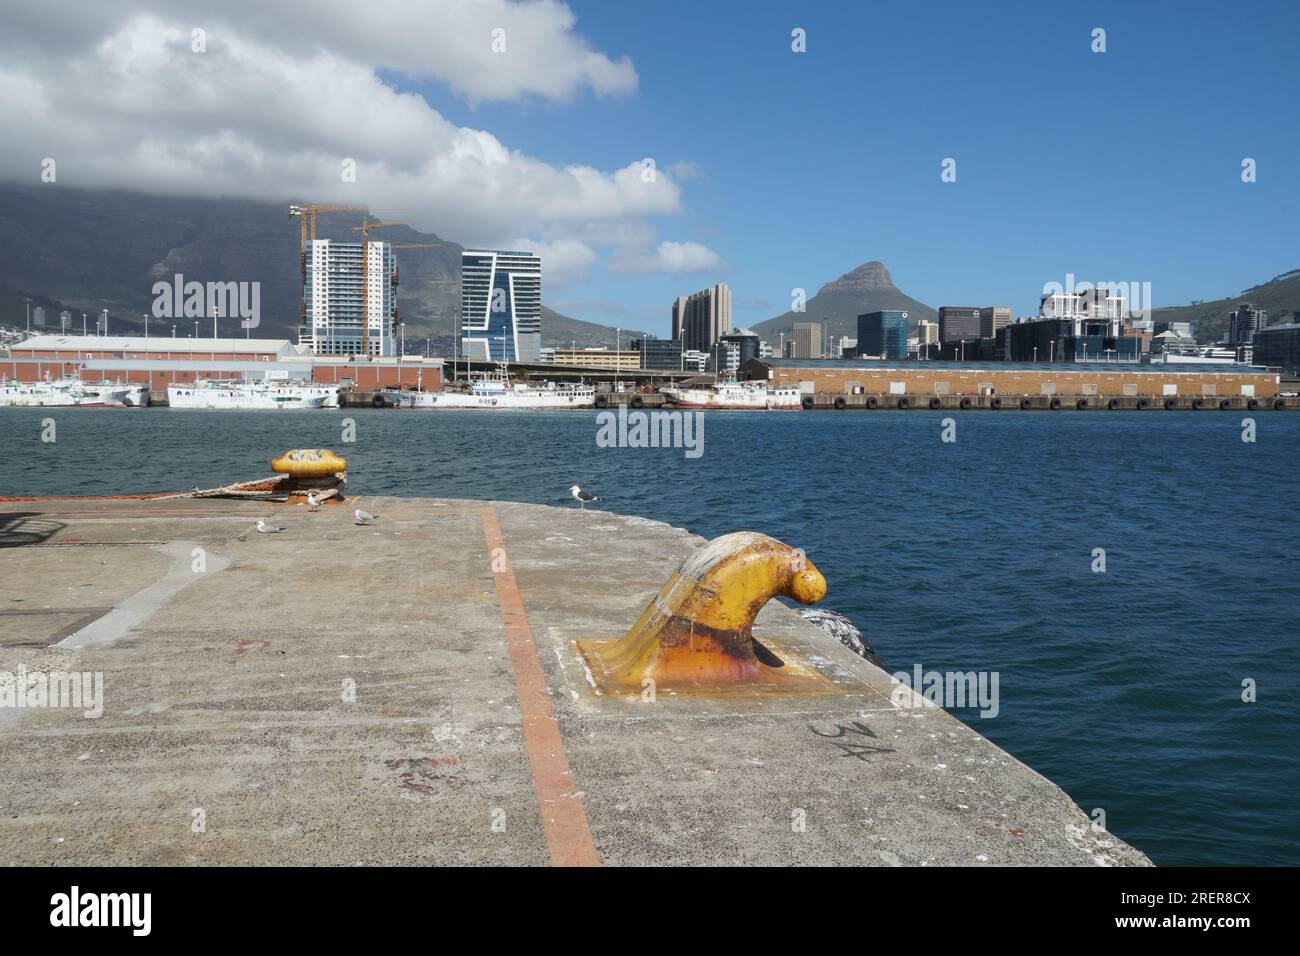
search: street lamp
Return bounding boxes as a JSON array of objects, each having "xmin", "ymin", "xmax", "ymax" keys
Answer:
[
  {"xmin": 24, "ymin": 297, "xmax": 31, "ymax": 333},
  {"xmin": 143, "ymin": 313, "xmax": 149, "ymax": 340},
  {"xmin": 1033, "ymin": 346, "xmax": 1038, "ymax": 363},
  {"xmin": 1049, "ymin": 338, "xmax": 1055, "ymax": 363}
]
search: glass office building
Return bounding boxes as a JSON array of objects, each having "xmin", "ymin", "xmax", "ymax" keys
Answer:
[
  {"xmin": 460, "ymin": 250, "xmax": 542, "ymax": 362},
  {"xmin": 857, "ymin": 311, "xmax": 909, "ymax": 359}
]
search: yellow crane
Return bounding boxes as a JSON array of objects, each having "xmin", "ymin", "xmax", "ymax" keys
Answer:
[
  {"xmin": 290, "ymin": 204, "xmax": 368, "ymax": 336},
  {"xmin": 344, "ymin": 217, "xmax": 448, "ymax": 356}
]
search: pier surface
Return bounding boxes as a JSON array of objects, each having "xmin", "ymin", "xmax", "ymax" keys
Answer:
[{"xmin": 0, "ymin": 497, "xmax": 1148, "ymax": 866}]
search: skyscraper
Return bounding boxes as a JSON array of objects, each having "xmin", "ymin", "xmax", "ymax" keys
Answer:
[
  {"xmin": 1227, "ymin": 302, "xmax": 1267, "ymax": 346},
  {"xmin": 461, "ymin": 250, "xmax": 542, "ymax": 362},
  {"xmin": 300, "ymin": 239, "xmax": 396, "ymax": 356},
  {"xmin": 978, "ymin": 306, "xmax": 1012, "ymax": 338},
  {"xmin": 672, "ymin": 283, "xmax": 731, "ymax": 353},
  {"xmin": 791, "ymin": 322, "xmax": 822, "ymax": 359},
  {"xmin": 857, "ymin": 311, "xmax": 909, "ymax": 359},
  {"xmin": 937, "ymin": 306, "xmax": 981, "ymax": 344}
]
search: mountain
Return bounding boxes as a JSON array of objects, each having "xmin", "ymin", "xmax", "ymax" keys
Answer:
[
  {"xmin": 1151, "ymin": 268, "xmax": 1300, "ymax": 342},
  {"xmin": 752, "ymin": 261, "xmax": 937, "ymax": 343},
  {"xmin": 0, "ymin": 184, "xmax": 636, "ymax": 349}
]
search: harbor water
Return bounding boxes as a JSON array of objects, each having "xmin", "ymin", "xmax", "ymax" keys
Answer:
[{"xmin": 2, "ymin": 407, "xmax": 1297, "ymax": 866}]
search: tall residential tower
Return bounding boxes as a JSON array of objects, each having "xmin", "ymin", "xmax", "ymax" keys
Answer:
[{"xmin": 300, "ymin": 239, "xmax": 397, "ymax": 356}]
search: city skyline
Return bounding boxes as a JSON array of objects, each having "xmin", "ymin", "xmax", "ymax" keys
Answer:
[{"xmin": 0, "ymin": 1, "xmax": 1295, "ymax": 340}]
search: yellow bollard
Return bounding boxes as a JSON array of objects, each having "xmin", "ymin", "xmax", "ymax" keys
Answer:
[{"xmin": 576, "ymin": 531, "xmax": 834, "ymax": 695}]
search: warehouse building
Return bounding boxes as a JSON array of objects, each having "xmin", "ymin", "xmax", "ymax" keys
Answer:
[{"xmin": 741, "ymin": 357, "xmax": 1279, "ymax": 399}]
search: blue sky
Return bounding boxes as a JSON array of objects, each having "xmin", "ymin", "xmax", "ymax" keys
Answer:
[{"xmin": 410, "ymin": 0, "xmax": 1299, "ymax": 335}]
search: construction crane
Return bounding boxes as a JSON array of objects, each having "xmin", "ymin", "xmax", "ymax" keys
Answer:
[
  {"xmin": 343, "ymin": 217, "xmax": 449, "ymax": 356},
  {"xmin": 290, "ymin": 204, "xmax": 368, "ymax": 338},
  {"xmin": 289, "ymin": 203, "xmax": 368, "ymax": 263}
]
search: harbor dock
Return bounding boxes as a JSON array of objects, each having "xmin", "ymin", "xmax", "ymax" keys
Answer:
[{"xmin": 0, "ymin": 497, "xmax": 1149, "ymax": 866}]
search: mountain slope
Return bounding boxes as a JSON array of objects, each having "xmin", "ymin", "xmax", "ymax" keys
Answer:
[
  {"xmin": 0, "ymin": 184, "xmax": 628, "ymax": 349},
  {"xmin": 1151, "ymin": 268, "xmax": 1300, "ymax": 342},
  {"xmin": 753, "ymin": 261, "xmax": 937, "ymax": 343}
]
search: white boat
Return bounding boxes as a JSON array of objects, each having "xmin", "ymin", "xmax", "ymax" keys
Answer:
[
  {"xmin": 661, "ymin": 380, "xmax": 803, "ymax": 410},
  {"xmin": 0, "ymin": 377, "xmax": 131, "ymax": 408},
  {"xmin": 81, "ymin": 379, "xmax": 149, "ymax": 407},
  {"xmin": 167, "ymin": 378, "xmax": 338, "ymax": 410},
  {"xmin": 387, "ymin": 370, "xmax": 594, "ymax": 409}
]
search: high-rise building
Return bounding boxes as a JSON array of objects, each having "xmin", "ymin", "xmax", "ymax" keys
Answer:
[
  {"xmin": 1227, "ymin": 302, "xmax": 1267, "ymax": 346},
  {"xmin": 460, "ymin": 250, "xmax": 542, "ymax": 362},
  {"xmin": 857, "ymin": 311, "xmax": 909, "ymax": 359},
  {"xmin": 672, "ymin": 283, "xmax": 731, "ymax": 353},
  {"xmin": 32, "ymin": 307, "xmax": 46, "ymax": 328},
  {"xmin": 916, "ymin": 319, "xmax": 939, "ymax": 347},
  {"xmin": 300, "ymin": 239, "xmax": 397, "ymax": 356},
  {"xmin": 937, "ymin": 306, "xmax": 981, "ymax": 344},
  {"xmin": 712, "ymin": 328, "xmax": 760, "ymax": 373},
  {"xmin": 1253, "ymin": 323, "xmax": 1300, "ymax": 376},
  {"xmin": 632, "ymin": 336, "xmax": 683, "ymax": 370},
  {"xmin": 978, "ymin": 306, "xmax": 1012, "ymax": 338},
  {"xmin": 791, "ymin": 322, "xmax": 822, "ymax": 359}
]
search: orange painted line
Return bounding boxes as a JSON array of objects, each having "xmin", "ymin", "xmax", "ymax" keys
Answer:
[{"xmin": 481, "ymin": 507, "xmax": 601, "ymax": 868}]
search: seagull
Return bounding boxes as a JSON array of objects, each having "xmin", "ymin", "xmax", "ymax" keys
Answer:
[
  {"xmin": 569, "ymin": 485, "xmax": 601, "ymax": 509},
  {"xmin": 307, "ymin": 492, "xmax": 321, "ymax": 512},
  {"xmin": 256, "ymin": 519, "xmax": 284, "ymax": 534},
  {"xmin": 355, "ymin": 508, "xmax": 377, "ymax": 525}
]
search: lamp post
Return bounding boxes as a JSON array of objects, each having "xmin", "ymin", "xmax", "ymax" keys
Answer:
[
  {"xmin": 24, "ymin": 297, "xmax": 31, "ymax": 333},
  {"xmin": 82, "ymin": 313, "xmax": 87, "ymax": 336},
  {"xmin": 143, "ymin": 313, "xmax": 149, "ymax": 340},
  {"xmin": 1033, "ymin": 346, "xmax": 1038, "ymax": 363},
  {"xmin": 1050, "ymin": 338, "xmax": 1055, "ymax": 362}
]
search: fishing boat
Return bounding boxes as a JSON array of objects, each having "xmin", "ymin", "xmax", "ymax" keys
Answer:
[
  {"xmin": 81, "ymin": 380, "xmax": 149, "ymax": 407},
  {"xmin": 167, "ymin": 378, "xmax": 338, "ymax": 410},
  {"xmin": 0, "ymin": 376, "xmax": 133, "ymax": 408},
  {"xmin": 385, "ymin": 365, "xmax": 594, "ymax": 409},
  {"xmin": 660, "ymin": 379, "xmax": 802, "ymax": 410}
]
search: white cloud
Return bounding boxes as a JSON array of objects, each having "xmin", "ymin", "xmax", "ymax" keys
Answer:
[
  {"xmin": 0, "ymin": 3, "xmax": 721, "ymax": 281},
  {"xmin": 609, "ymin": 240, "xmax": 726, "ymax": 275},
  {"xmin": 1, "ymin": 0, "xmax": 637, "ymax": 105},
  {"xmin": 0, "ymin": 11, "xmax": 671, "ymax": 248},
  {"xmin": 510, "ymin": 237, "xmax": 598, "ymax": 284}
]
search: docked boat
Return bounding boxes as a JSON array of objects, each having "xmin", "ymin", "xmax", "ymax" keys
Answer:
[
  {"xmin": 0, "ymin": 376, "xmax": 133, "ymax": 408},
  {"xmin": 385, "ymin": 371, "xmax": 595, "ymax": 409},
  {"xmin": 661, "ymin": 379, "xmax": 802, "ymax": 410},
  {"xmin": 82, "ymin": 380, "xmax": 149, "ymax": 407},
  {"xmin": 167, "ymin": 379, "xmax": 339, "ymax": 410}
]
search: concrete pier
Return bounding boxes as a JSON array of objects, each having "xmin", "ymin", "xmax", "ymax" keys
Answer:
[{"xmin": 0, "ymin": 497, "xmax": 1149, "ymax": 866}]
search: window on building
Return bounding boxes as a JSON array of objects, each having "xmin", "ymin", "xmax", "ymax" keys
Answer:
[
  {"xmin": 1163, "ymin": 384, "xmax": 1177, "ymax": 396},
  {"xmin": 889, "ymin": 381, "xmax": 906, "ymax": 395},
  {"xmin": 934, "ymin": 382, "xmax": 950, "ymax": 395},
  {"xmin": 1082, "ymin": 383, "xmax": 1098, "ymax": 395},
  {"xmin": 1123, "ymin": 383, "xmax": 1138, "ymax": 396},
  {"xmin": 1040, "ymin": 382, "xmax": 1057, "ymax": 396}
]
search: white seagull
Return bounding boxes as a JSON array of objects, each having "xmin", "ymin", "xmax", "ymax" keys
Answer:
[
  {"xmin": 569, "ymin": 485, "xmax": 601, "ymax": 509},
  {"xmin": 307, "ymin": 492, "xmax": 321, "ymax": 512},
  {"xmin": 256, "ymin": 519, "xmax": 284, "ymax": 534},
  {"xmin": 355, "ymin": 508, "xmax": 377, "ymax": 525}
]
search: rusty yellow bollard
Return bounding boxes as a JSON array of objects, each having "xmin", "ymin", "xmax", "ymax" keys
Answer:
[{"xmin": 576, "ymin": 531, "xmax": 832, "ymax": 694}]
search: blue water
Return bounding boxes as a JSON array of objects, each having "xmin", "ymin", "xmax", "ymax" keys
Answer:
[{"xmin": 2, "ymin": 407, "xmax": 1297, "ymax": 866}]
